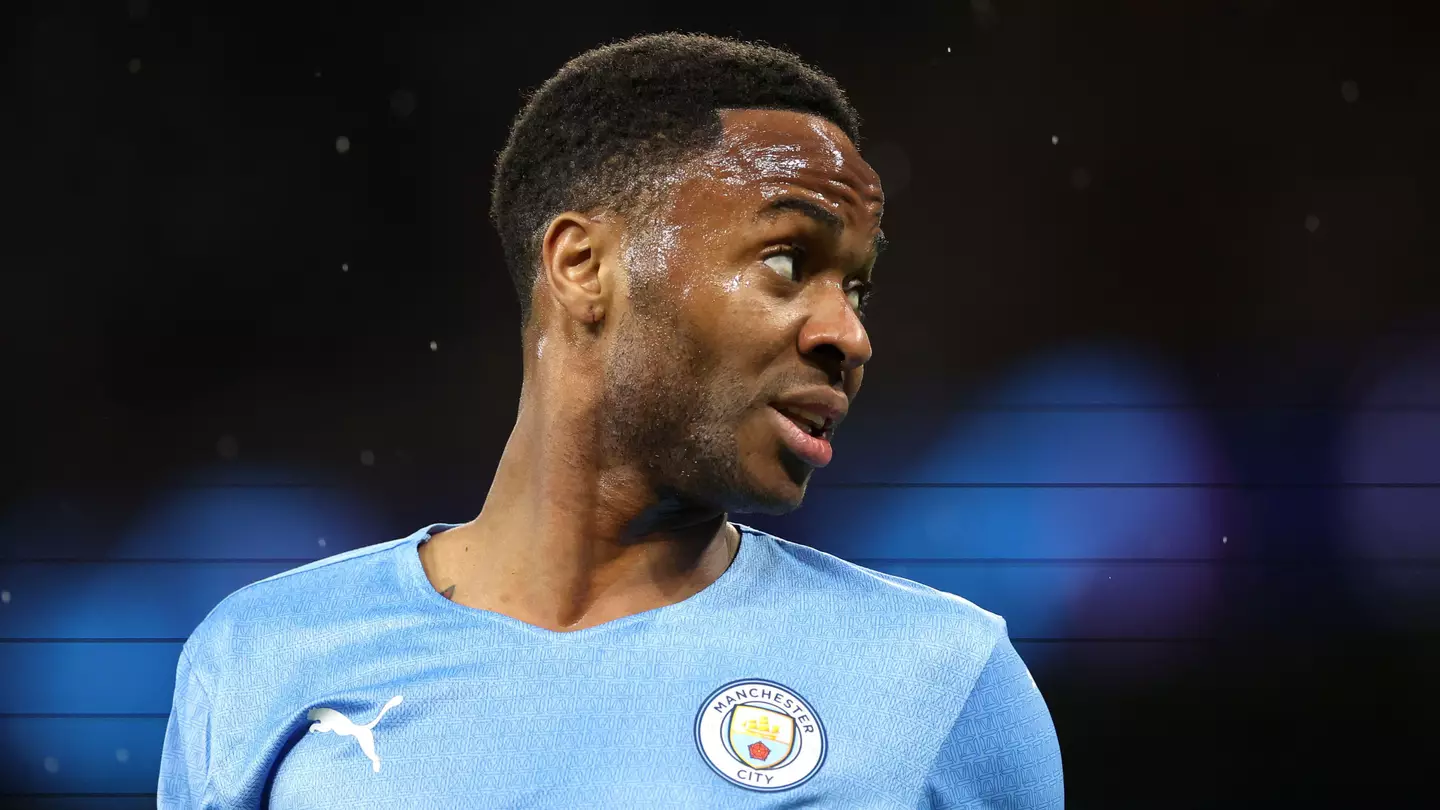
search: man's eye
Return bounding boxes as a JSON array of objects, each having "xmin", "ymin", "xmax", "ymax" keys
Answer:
[
  {"xmin": 847, "ymin": 283, "xmax": 873, "ymax": 314},
  {"xmin": 763, "ymin": 251, "xmax": 797, "ymax": 281}
]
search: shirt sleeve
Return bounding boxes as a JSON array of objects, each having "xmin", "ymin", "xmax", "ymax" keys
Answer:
[
  {"xmin": 922, "ymin": 632, "xmax": 1065, "ymax": 809},
  {"xmin": 158, "ymin": 646, "xmax": 213, "ymax": 808}
]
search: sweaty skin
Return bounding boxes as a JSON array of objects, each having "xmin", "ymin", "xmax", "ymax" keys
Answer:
[{"xmin": 420, "ymin": 108, "xmax": 885, "ymax": 632}]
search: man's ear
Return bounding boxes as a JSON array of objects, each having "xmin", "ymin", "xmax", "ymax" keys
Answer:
[{"xmin": 538, "ymin": 211, "xmax": 616, "ymax": 327}]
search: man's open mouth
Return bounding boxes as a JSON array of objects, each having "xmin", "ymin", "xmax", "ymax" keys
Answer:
[{"xmin": 773, "ymin": 405, "xmax": 832, "ymax": 439}]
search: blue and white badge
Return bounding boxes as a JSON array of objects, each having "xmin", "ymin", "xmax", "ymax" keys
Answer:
[{"xmin": 694, "ymin": 678, "xmax": 826, "ymax": 791}]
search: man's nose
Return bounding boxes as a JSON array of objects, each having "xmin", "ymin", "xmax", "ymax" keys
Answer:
[{"xmin": 797, "ymin": 284, "xmax": 872, "ymax": 373}]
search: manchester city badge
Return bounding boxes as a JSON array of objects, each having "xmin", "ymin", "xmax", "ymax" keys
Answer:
[{"xmin": 694, "ymin": 679, "xmax": 826, "ymax": 792}]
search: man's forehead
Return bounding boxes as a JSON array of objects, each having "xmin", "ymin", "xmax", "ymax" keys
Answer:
[
  {"xmin": 683, "ymin": 109, "xmax": 885, "ymax": 226},
  {"xmin": 708, "ymin": 109, "xmax": 872, "ymax": 183}
]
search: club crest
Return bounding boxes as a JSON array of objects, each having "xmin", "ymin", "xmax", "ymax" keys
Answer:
[{"xmin": 694, "ymin": 679, "xmax": 826, "ymax": 792}]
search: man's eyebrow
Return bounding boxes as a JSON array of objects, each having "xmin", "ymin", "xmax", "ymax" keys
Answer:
[
  {"xmin": 758, "ymin": 197, "xmax": 844, "ymax": 235},
  {"xmin": 757, "ymin": 197, "xmax": 888, "ymax": 258}
]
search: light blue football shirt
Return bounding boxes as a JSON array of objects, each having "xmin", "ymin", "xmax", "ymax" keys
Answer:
[{"xmin": 160, "ymin": 522, "xmax": 1063, "ymax": 808}]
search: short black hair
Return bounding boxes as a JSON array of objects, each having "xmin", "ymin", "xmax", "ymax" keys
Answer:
[{"xmin": 489, "ymin": 32, "xmax": 862, "ymax": 327}]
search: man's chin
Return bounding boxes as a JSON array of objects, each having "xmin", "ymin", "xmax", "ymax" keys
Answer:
[{"xmin": 725, "ymin": 467, "xmax": 811, "ymax": 516}]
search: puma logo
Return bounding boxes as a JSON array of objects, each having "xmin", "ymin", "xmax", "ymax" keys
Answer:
[{"xmin": 307, "ymin": 695, "xmax": 404, "ymax": 773}]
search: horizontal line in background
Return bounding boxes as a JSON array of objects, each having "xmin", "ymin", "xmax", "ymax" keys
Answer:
[
  {"xmin": 0, "ymin": 794, "xmax": 157, "ymax": 799},
  {"xmin": 858, "ymin": 557, "xmax": 1440, "ymax": 566},
  {"xmin": 4, "ymin": 556, "xmax": 1437, "ymax": 566},
  {"xmin": 0, "ymin": 638, "xmax": 187, "ymax": 644},
  {"xmin": 36, "ymin": 481, "xmax": 1426, "ymax": 490},
  {"xmin": 0, "ymin": 712, "xmax": 169, "ymax": 719},
  {"xmin": 816, "ymin": 482, "xmax": 1440, "ymax": 489},
  {"xmin": 15, "ymin": 480, "xmax": 1440, "ymax": 490},
  {"xmin": 17, "ymin": 402, "xmax": 1440, "ymax": 412},
  {"xmin": 897, "ymin": 404, "xmax": 1440, "ymax": 412},
  {"xmin": 1014, "ymin": 637, "xmax": 1224, "ymax": 643},
  {"xmin": 4, "ymin": 557, "xmax": 325, "ymax": 564}
]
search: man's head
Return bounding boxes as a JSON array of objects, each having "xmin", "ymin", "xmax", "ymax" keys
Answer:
[{"xmin": 490, "ymin": 33, "xmax": 885, "ymax": 515}]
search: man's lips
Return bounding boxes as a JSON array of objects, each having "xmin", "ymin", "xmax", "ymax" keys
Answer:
[
  {"xmin": 769, "ymin": 406, "xmax": 834, "ymax": 467},
  {"xmin": 771, "ymin": 388, "xmax": 848, "ymax": 435},
  {"xmin": 769, "ymin": 388, "xmax": 848, "ymax": 468}
]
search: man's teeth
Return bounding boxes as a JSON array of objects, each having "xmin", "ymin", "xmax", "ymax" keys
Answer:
[{"xmin": 780, "ymin": 407, "xmax": 826, "ymax": 432}]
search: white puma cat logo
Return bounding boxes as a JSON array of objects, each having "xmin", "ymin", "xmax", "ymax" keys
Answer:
[{"xmin": 307, "ymin": 695, "xmax": 404, "ymax": 772}]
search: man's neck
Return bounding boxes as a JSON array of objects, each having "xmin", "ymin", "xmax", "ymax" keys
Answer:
[{"xmin": 416, "ymin": 395, "xmax": 740, "ymax": 633}]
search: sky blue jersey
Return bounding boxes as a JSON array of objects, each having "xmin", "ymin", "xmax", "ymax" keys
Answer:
[{"xmin": 160, "ymin": 522, "xmax": 1063, "ymax": 808}]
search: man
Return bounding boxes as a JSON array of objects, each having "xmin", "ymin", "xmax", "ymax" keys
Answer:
[{"xmin": 160, "ymin": 33, "xmax": 1063, "ymax": 808}]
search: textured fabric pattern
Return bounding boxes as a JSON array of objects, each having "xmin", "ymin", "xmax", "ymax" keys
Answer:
[
  {"xmin": 159, "ymin": 522, "xmax": 1062, "ymax": 808},
  {"xmin": 922, "ymin": 636, "xmax": 1064, "ymax": 808},
  {"xmin": 159, "ymin": 644, "xmax": 212, "ymax": 805}
]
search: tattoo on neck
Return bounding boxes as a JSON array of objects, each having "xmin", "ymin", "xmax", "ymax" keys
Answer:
[{"xmin": 440, "ymin": 584, "xmax": 456, "ymax": 600}]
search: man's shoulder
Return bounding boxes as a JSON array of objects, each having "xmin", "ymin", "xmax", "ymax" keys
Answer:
[
  {"xmin": 182, "ymin": 527, "xmax": 427, "ymax": 668},
  {"xmin": 737, "ymin": 523, "xmax": 1007, "ymax": 645},
  {"xmin": 737, "ymin": 524, "xmax": 1011, "ymax": 719}
]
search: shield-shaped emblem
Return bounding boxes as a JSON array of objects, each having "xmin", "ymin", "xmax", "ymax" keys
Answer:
[{"xmin": 727, "ymin": 704, "xmax": 797, "ymax": 770}]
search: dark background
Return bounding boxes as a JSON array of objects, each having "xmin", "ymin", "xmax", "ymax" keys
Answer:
[{"xmin": 3, "ymin": 0, "xmax": 1438, "ymax": 806}]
